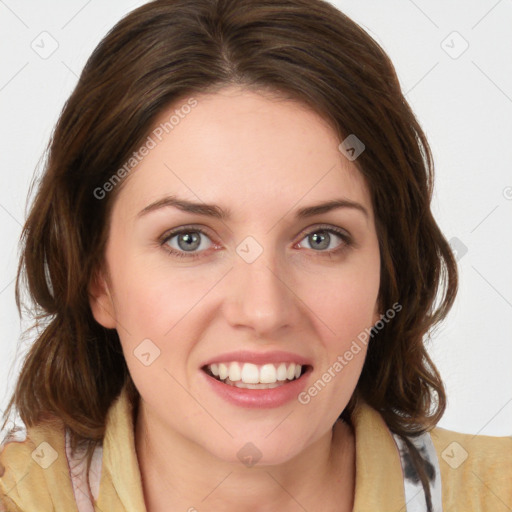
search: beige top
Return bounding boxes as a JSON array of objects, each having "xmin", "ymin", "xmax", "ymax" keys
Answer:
[{"xmin": 1, "ymin": 384, "xmax": 511, "ymax": 511}]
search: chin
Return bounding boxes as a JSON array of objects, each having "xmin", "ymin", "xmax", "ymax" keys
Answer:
[{"xmin": 203, "ymin": 435, "xmax": 308, "ymax": 469}]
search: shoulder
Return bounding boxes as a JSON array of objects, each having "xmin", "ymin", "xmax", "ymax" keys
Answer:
[
  {"xmin": 0, "ymin": 420, "xmax": 78, "ymax": 511},
  {"xmin": 430, "ymin": 425, "xmax": 512, "ymax": 509}
]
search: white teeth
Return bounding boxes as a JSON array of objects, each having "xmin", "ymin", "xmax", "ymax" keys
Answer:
[
  {"xmin": 259, "ymin": 364, "xmax": 277, "ymax": 383},
  {"xmin": 226, "ymin": 380, "xmax": 282, "ymax": 389},
  {"xmin": 241, "ymin": 363, "xmax": 260, "ymax": 384},
  {"xmin": 205, "ymin": 362, "xmax": 304, "ymax": 384},
  {"xmin": 276, "ymin": 363, "xmax": 287, "ymax": 381},
  {"xmin": 218, "ymin": 363, "xmax": 229, "ymax": 380},
  {"xmin": 228, "ymin": 362, "xmax": 241, "ymax": 381}
]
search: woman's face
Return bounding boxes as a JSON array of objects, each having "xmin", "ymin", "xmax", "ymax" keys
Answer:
[{"xmin": 90, "ymin": 86, "xmax": 381, "ymax": 465}]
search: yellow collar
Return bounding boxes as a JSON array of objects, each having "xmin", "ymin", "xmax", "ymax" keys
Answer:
[
  {"xmin": 0, "ymin": 384, "xmax": 406, "ymax": 511},
  {"xmin": 97, "ymin": 385, "xmax": 406, "ymax": 511}
]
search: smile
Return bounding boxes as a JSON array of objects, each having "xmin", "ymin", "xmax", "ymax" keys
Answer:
[{"xmin": 203, "ymin": 362, "xmax": 308, "ymax": 389}]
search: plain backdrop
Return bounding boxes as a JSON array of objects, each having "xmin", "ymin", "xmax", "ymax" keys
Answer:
[{"xmin": 1, "ymin": 0, "xmax": 511, "ymax": 436}]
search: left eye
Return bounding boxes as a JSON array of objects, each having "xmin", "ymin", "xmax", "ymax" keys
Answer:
[{"xmin": 297, "ymin": 228, "xmax": 348, "ymax": 252}]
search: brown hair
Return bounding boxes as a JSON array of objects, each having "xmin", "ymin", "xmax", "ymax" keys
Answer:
[{"xmin": 2, "ymin": 0, "xmax": 457, "ymax": 506}]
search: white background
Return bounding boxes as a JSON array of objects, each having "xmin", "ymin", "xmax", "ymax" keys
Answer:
[{"xmin": 1, "ymin": 0, "xmax": 511, "ymax": 436}]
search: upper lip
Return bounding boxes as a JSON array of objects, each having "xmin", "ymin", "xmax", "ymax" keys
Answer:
[{"xmin": 201, "ymin": 350, "xmax": 313, "ymax": 368}]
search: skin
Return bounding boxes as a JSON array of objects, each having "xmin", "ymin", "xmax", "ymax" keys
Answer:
[{"xmin": 89, "ymin": 86, "xmax": 381, "ymax": 512}]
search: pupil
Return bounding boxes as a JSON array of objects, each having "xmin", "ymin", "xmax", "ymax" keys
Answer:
[
  {"xmin": 178, "ymin": 232, "xmax": 200, "ymax": 251},
  {"xmin": 310, "ymin": 231, "xmax": 329, "ymax": 250}
]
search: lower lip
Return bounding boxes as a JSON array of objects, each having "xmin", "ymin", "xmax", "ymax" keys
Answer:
[{"xmin": 201, "ymin": 367, "xmax": 312, "ymax": 409}]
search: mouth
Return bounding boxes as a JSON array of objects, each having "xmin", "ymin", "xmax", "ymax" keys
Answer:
[{"xmin": 201, "ymin": 362, "xmax": 312, "ymax": 389}]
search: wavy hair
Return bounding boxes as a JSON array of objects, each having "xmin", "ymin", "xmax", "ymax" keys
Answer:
[{"xmin": 2, "ymin": 0, "xmax": 457, "ymax": 507}]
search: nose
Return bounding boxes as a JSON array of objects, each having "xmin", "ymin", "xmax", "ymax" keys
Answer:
[{"xmin": 222, "ymin": 247, "xmax": 302, "ymax": 337}]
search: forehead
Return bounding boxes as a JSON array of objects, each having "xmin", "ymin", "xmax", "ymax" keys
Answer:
[{"xmin": 115, "ymin": 86, "xmax": 373, "ymax": 223}]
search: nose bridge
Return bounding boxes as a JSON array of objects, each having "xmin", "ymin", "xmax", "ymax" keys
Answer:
[{"xmin": 223, "ymin": 236, "xmax": 299, "ymax": 334}]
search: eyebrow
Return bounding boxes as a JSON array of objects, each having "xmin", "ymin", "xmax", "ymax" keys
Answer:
[{"xmin": 137, "ymin": 195, "xmax": 369, "ymax": 220}]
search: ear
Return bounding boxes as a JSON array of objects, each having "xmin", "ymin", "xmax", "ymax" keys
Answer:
[{"xmin": 88, "ymin": 267, "xmax": 117, "ymax": 329}]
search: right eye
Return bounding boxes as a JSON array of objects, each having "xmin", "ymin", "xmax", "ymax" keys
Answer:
[{"xmin": 160, "ymin": 227, "xmax": 216, "ymax": 259}]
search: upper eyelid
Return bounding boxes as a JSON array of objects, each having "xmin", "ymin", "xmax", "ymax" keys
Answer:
[{"xmin": 160, "ymin": 225, "xmax": 216, "ymax": 244}]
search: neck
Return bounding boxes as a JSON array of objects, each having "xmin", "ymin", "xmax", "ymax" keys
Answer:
[{"xmin": 134, "ymin": 399, "xmax": 356, "ymax": 512}]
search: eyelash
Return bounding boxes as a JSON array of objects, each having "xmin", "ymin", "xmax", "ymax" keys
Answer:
[{"xmin": 159, "ymin": 224, "xmax": 353, "ymax": 260}]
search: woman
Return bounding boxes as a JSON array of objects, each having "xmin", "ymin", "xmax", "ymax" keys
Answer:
[{"xmin": 1, "ymin": 0, "xmax": 510, "ymax": 511}]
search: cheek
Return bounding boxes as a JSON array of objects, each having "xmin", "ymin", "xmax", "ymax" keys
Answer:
[
  {"xmin": 299, "ymin": 261, "xmax": 378, "ymax": 413},
  {"xmin": 107, "ymin": 262, "xmax": 199, "ymax": 391},
  {"xmin": 302, "ymin": 254, "xmax": 380, "ymax": 345},
  {"xmin": 106, "ymin": 255, "xmax": 222, "ymax": 382},
  {"xmin": 108, "ymin": 249, "xmax": 207, "ymax": 335}
]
